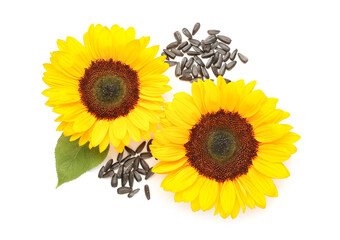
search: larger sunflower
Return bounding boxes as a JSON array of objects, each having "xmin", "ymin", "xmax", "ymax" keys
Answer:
[
  {"xmin": 151, "ymin": 76, "xmax": 299, "ymax": 219},
  {"xmin": 43, "ymin": 24, "xmax": 171, "ymax": 153}
]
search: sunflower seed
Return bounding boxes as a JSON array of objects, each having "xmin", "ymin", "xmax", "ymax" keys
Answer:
[
  {"xmin": 187, "ymin": 51, "xmax": 200, "ymax": 56},
  {"xmin": 206, "ymin": 57, "xmax": 213, "ymax": 68},
  {"xmin": 164, "ymin": 61, "xmax": 177, "ymax": 67},
  {"xmin": 188, "ymin": 38, "xmax": 200, "ymax": 47},
  {"xmin": 191, "ymin": 78, "xmax": 199, "ymax": 83},
  {"xmin": 125, "ymin": 146, "xmax": 135, "ymax": 155},
  {"xmin": 205, "ymin": 35, "xmax": 217, "ymax": 45},
  {"xmin": 194, "ymin": 56, "xmax": 205, "ymax": 67},
  {"xmin": 146, "ymin": 139, "xmax": 153, "ymax": 152},
  {"xmin": 103, "ymin": 170, "xmax": 114, "ymax": 178},
  {"xmin": 224, "ymin": 78, "xmax": 231, "ymax": 83},
  {"xmin": 204, "ymin": 43, "xmax": 211, "ymax": 52},
  {"xmin": 219, "ymin": 63, "xmax": 227, "ymax": 76},
  {"xmin": 201, "ymin": 41, "xmax": 206, "ymax": 51},
  {"xmin": 222, "ymin": 52, "xmax": 230, "ymax": 62},
  {"xmin": 185, "ymin": 57, "xmax": 194, "ymax": 68},
  {"xmin": 197, "ymin": 65, "xmax": 203, "ymax": 77},
  {"xmin": 166, "ymin": 41, "xmax": 179, "ymax": 49},
  {"xmin": 201, "ymin": 51, "xmax": 214, "ymax": 58},
  {"xmin": 230, "ymin": 49, "xmax": 238, "ymax": 61},
  {"xmin": 124, "ymin": 157, "xmax": 134, "ymax": 168},
  {"xmin": 180, "ymin": 75, "xmax": 193, "ymax": 81},
  {"xmin": 238, "ymin": 53, "xmax": 248, "ymax": 63},
  {"xmin": 201, "ymin": 66, "xmax": 210, "ymax": 79},
  {"xmin": 120, "ymin": 155, "xmax": 131, "ymax": 164},
  {"xmin": 144, "ymin": 185, "xmax": 151, "ymax": 200},
  {"xmin": 137, "ymin": 168, "xmax": 147, "ymax": 175},
  {"xmin": 135, "ymin": 141, "xmax": 145, "ymax": 153},
  {"xmin": 208, "ymin": 29, "xmax": 220, "ymax": 35},
  {"xmin": 128, "ymin": 188, "xmax": 140, "ymax": 198},
  {"xmin": 211, "ymin": 41, "xmax": 219, "ymax": 50},
  {"xmin": 182, "ymin": 43, "xmax": 191, "ymax": 52},
  {"xmin": 134, "ymin": 171, "xmax": 142, "ymax": 182},
  {"xmin": 117, "ymin": 187, "xmax": 132, "ymax": 195},
  {"xmin": 111, "ymin": 174, "xmax": 118, "ymax": 188},
  {"xmin": 104, "ymin": 159, "xmax": 113, "ymax": 172},
  {"xmin": 219, "ymin": 42, "xmax": 230, "ymax": 52},
  {"xmin": 175, "ymin": 62, "xmax": 182, "ymax": 77},
  {"xmin": 217, "ymin": 35, "xmax": 232, "ymax": 44},
  {"xmin": 182, "ymin": 69, "xmax": 192, "ymax": 75},
  {"xmin": 145, "ymin": 168, "xmax": 154, "ymax": 180},
  {"xmin": 213, "ymin": 52, "xmax": 219, "ymax": 64},
  {"xmin": 192, "ymin": 65, "xmax": 198, "ymax": 78},
  {"xmin": 180, "ymin": 57, "xmax": 188, "ymax": 71},
  {"xmin": 98, "ymin": 166, "xmax": 105, "ymax": 178},
  {"xmin": 110, "ymin": 162, "xmax": 120, "ymax": 170},
  {"xmin": 133, "ymin": 156, "xmax": 140, "ymax": 170},
  {"xmin": 192, "ymin": 22, "xmax": 200, "ymax": 35},
  {"xmin": 140, "ymin": 158, "xmax": 150, "ymax": 171},
  {"xmin": 171, "ymin": 48, "xmax": 184, "ymax": 57},
  {"xmin": 216, "ymin": 48, "xmax": 227, "ymax": 55},
  {"xmin": 161, "ymin": 51, "xmax": 169, "ymax": 60},
  {"xmin": 211, "ymin": 65, "xmax": 219, "ymax": 77},
  {"xmin": 192, "ymin": 46, "xmax": 203, "ymax": 54},
  {"xmin": 177, "ymin": 41, "xmax": 188, "ymax": 50},
  {"xmin": 163, "ymin": 49, "xmax": 176, "ymax": 59},
  {"xmin": 215, "ymin": 54, "xmax": 223, "ymax": 68},
  {"xmin": 182, "ymin": 28, "xmax": 192, "ymax": 39},
  {"xmin": 174, "ymin": 31, "xmax": 182, "ymax": 43},
  {"xmin": 140, "ymin": 152, "xmax": 153, "ymax": 159},
  {"xmin": 227, "ymin": 61, "xmax": 237, "ymax": 70},
  {"xmin": 129, "ymin": 171, "xmax": 135, "ymax": 188},
  {"xmin": 117, "ymin": 152, "xmax": 123, "ymax": 162},
  {"xmin": 124, "ymin": 162, "xmax": 133, "ymax": 174},
  {"xmin": 117, "ymin": 165, "xmax": 123, "ymax": 178},
  {"xmin": 122, "ymin": 173, "xmax": 128, "ymax": 186}
]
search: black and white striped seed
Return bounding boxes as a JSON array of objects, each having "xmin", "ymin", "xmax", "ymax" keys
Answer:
[
  {"xmin": 188, "ymin": 38, "xmax": 201, "ymax": 47},
  {"xmin": 103, "ymin": 169, "xmax": 114, "ymax": 178},
  {"xmin": 204, "ymin": 44, "xmax": 211, "ymax": 53},
  {"xmin": 177, "ymin": 41, "xmax": 188, "ymax": 50},
  {"xmin": 137, "ymin": 168, "xmax": 147, "ymax": 175},
  {"xmin": 201, "ymin": 51, "xmax": 214, "ymax": 58},
  {"xmin": 227, "ymin": 61, "xmax": 237, "ymax": 70},
  {"xmin": 194, "ymin": 56, "xmax": 205, "ymax": 67},
  {"xmin": 171, "ymin": 48, "xmax": 184, "ymax": 57},
  {"xmin": 219, "ymin": 42, "xmax": 230, "ymax": 52},
  {"xmin": 206, "ymin": 57, "xmax": 213, "ymax": 68},
  {"xmin": 182, "ymin": 28, "xmax": 192, "ymax": 39},
  {"xmin": 182, "ymin": 43, "xmax": 191, "ymax": 52},
  {"xmin": 201, "ymin": 66, "xmax": 210, "ymax": 79},
  {"xmin": 205, "ymin": 35, "xmax": 217, "ymax": 45},
  {"xmin": 120, "ymin": 155, "xmax": 131, "ymax": 164},
  {"xmin": 140, "ymin": 158, "xmax": 150, "ymax": 171},
  {"xmin": 174, "ymin": 31, "xmax": 182, "ymax": 43},
  {"xmin": 133, "ymin": 156, "xmax": 140, "ymax": 170},
  {"xmin": 145, "ymin": 168, "xmax": 154, "ymax": 180},
  {"xmin": 175, "ymin": 62, "xmax": 182, "ymax": 77},
  {"xmin": 117, "ymin": 187, "xmax": 132, "ymax": 195},
  {"xmin": 125, "ymin": 146, "xmax": 135, "ymax": 155},
  {"xmin": 192, "ymin": 65, "xmax": 198, "ymax": 77},
  {"xmin": 129, "ymin": 171, "xmax": 134, "ymax": 188},
  {"xmin": 192, "ymin": 46, "xmax": 203, "ymax": 54},
  {"xmin": 181, "ymin": 57, "xmax": 188, "ymax": 70},
  {"xmin": 211, "ymin": 65, "xmax": 219, "ymax": 77},
  {"xmin": 123, "ymin": 157, "xmax": 134, "ymax": 168},
  {"xmin": 230, "ymin": 49, "xmax": 238, "ymax": 61},
  {"xmin": 185, "ymin": 57, "xmax": 194, "ymax": 68},
  {"xmin": 117, "ymin": 152, "xmax": 123, "ymax": 162},
  {"xmin": 122, "ymin": 173, "xmax": 128, "ymax": 186},
  {"xmin": 144, "ymin": 185, "xmax": 151, "ymax": 200},
  {"xmin": 98, "ymin": 166, "xmax": 105, "ymax": 178},
  {"xmin": 163, "ymin": 49, "xmax": 176, "ymax": 59},
  {"xmin": 110, "ymin": 162, "xmax": 120, "ymax": 170},
  {"xmin": 134, "ymin": 171, "xmax": 142, "ymax": 182},
  {"xmin": 164, "ymin": 61, "xmax": 177, "ymax": 67},
  {"xmin": 224, "ymin": 78, "xmax": 231, "ymax": 83},
  {"xmin": 104, "ymin": 159, "xmax": 113, "ymax": 172},
  {"xmin": 140, "ymin": 152, "xmax": 153, "ymax": 159},
  {"xmin": 208, "ymin": 29, "xmax": 220, "ymax": 35},
  {"xmin": 124, "ymin": 162, "xmax": 133, "ymax": 174},
  {"xmin": 136, "ymin": 141, "xmax": 146, "ymax": 153},
  {"xmin": 111, "ymin": 174, "xmax": 118, "ymax": 188},
  {"xmin": 238, "ymin": 53, "xmax": 248, "ymax": 63},
  {"xmin": 220, "ymin": 63, "xmax": 227, "ymax": 76},
  {"xmin": 211, "ymin": 41, "xmax": 219, "ymax": 50},
  {"xmin": 192, "ymin": 22, "xmax": 200, "ymax": 35},
  {"xmin": 117, "ymin": 165, "xmax": 123, "ymax": 178},
  {"xmin": 213, "ymin": 52, "xmax": 219, "ymax": 64},
  {"xmin": 216, "ymin": 48, "xmax": 227, "ymax": 55},
  {"xmin": 179, "ymin": 75, "xmax": 193, "ymax": 81},
  {"xmin": 222, "ymin": 52, "xmax": 230, "ymax": 62},
  {"xmin": 187, "ymin": 51, "xmax": 200, "ymax": 56},
  {"xmin": 166, "ymin": 41, "xmax": 179, "ymax": 49},
  {"xmin": 217, "ymin": 35, "xmax": 232, "ymax": 44},
  {"xmin": 128, "ymin": 188, "xmax": 140, "ymax": 198},
  {"xmin": 215, "ymin": 55, "xmax": 223, "ymax": 68}
]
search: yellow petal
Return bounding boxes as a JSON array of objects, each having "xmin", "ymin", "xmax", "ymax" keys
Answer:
[
  {"xmin": 73, "ymin": 112, "xmax": 96, "ymax": 133},
  {"xmin": 112, "ymin": 117, "xmax": 127, "ymax": 140},
  {"xmin": 182, "ymin": 176, "xmax": 206, "ymax": 202},
  {"xmin": 99, "ymin": 132, "xmax": 110, "ymax": 153},
  {"xmin": 220, "ymin": 180, "xmax": 236, "ymax": 215},
  {"xmin": 199, "ymin": 179, "xmax": 219, "ymax": 211},
  {"xmin": 238, "ymin": 89, "xmax": 267, "ymax": 118},
  {"xmin": 150, "ymin": 145, "xmax": 186, "ymax": 161},
  {"xmin": 247, "ymin": 167, "xmax": 278, "ymax": 197},
  {"xmin": 253, "ymin": 158, "xmax": 290, "ymax": 179},
  {"xmin": 167, "ymin": 166, "xmax": 199, "ymax": 192},
  {"xmin": 257, "ymin": 144, "xmax": 291, "ymax": 162},
  {"xmin": 239, "ymin": 175, "xmax": 266, "ymax": 209},
  {"xmin": 91, "ymin": 120, "xmax": 110, "ymax": 147},
  {"xmin": 152, "ymin": 158, "xmax": 188, "ymax": 174},
  {"xmin": 254, "ymin": 124, "xmax": 293, "ymax": 143}
]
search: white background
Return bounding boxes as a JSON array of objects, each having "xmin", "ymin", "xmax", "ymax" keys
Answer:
[{"xmin": 0, "ymin": 0, "xmax": 339, "ymax": 239}]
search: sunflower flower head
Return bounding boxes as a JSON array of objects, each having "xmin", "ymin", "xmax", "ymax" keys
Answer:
[
  {"xmin": 42, "ymin": 24, "xmax": 171, "ymax": 153},
  {"xmin": 151, "ymin": 76, "xmax": 300, "ymax": 219}
]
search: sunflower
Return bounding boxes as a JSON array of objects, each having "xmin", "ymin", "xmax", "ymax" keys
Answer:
[
  {"xmin": 42, "ymin": 24, "xmax": 171, "ymax": 153},
  {"xmin": 150, "ymin": 76, "xmax": 299, "ymax": 219}
]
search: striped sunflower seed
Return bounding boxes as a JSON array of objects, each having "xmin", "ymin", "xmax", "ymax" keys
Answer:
[
  {"xmin": 187, "ymin": 51, "xmax": 201, "ymax": 56},
  {"xmin": 140, "ymin": 158, "xmax": 150, "ymax": 171},
  {"xmin": 201, "ymin": 51, "xmax": 214, "ymax": 58},
  {"xmin": 238, "ymin": 53, "xmax": 248, "ymax": 63},
  {"xmin": 208, "ymin": 29, "xmax": 220, "ymax": 35},
  {"xmin": 206, "ymin": 57, "xmax": 214, "ymax": 68},
  {"xmin": 166, "ymin": 41, "xmax": 179, "ymax": 49},
  {"xmin": 164, "ymin": 61, "xmax": 177, "ymax": 67},
  {"xmin": 122, "ymin": 173, "xmax": 128, "ymax": 186},
  {"xmin": 125, "ymin": 146, "xmax": 135, "ymax": 155},
  {"xmin": 211, "ymin": 65, "xmax": 219, "ymax": 77},
  {"xmin": 205, "ymin": 35, "xmax": 217, "ymax": 45},
  {"xmin": 219, "ymin": 42, "xmax": 230, "ymax": 52},
  {"xmin": 227, "ymin": 61, "xmax": 237, "ymax": 70},
  {"xmin": 171, "ymin": 48, "xmax": 184, "ymax": 57},
  {"xmin": 129, "ymin": 171, "xmax": 134, "ymax": 188},
  {"xmin": 181, "ymin": 57, "xmax": 188, "ymax": 70},
  {"xmin": 128, "ymin": 188, "xmax": 140, "ymax": 198},
  {"xmin": 174, "ymin": 31, "xmax": 182, "ymax": 43},
  {"xmin": 104, "ymin": 159, "xmax": 113, "ymax": 172},
  {"xmin": 182, "ymin": 28, "xmax": 192, "ymax": 39},
  {"xmin": 140, "ymin": 152, "xmax": 153, "ymax": 159},
  {"xmin": 98, "ymin": 166, "xmax": 105, "ymax": 178},
  {"xmin": 146, "ymin": 139, "xmax": 153, "ymax": 152},
  {"xmin": 182, "ymin": 43, "xmax": 191, "ymax": 52},
  {"xmin": 188, "ymin": 38, "xmax": 201, "ymax": 47},
  {"xmin": 177, "ymin": 41, "xmax": 188, "ymax": 50},
  {"xmin": 201, "ymin": 66, "xmax": 209, "ymax": 79},
  {"xmin": 137, "ymin": 168, "xmax": 147, "ymax": 175},
  {"xmin": 175, "ymin": 62, "xmax": 182, "ymax": 77},
  {"xmin": 194, "ymin": 56, "xmax": 205, "ymax": 67},
  {"xmin": 145, "ymin": 168, "xmax": 154, "ymax": 180},
  {"xmin": 111, "ymin": 174, "xmax": 118, "ymax": 188},
  {"xmin": 215, "ymin": 54, "xmax": 223, "ymax": 68},
  {"xmin": 185, "ymin": 57, "xmax": 194, "ymax": 68},
  {"xmin": 223, "ymin": 52, "xmax": 230, "ymax": 62},
  {"xmin": 134, "ymin": 171, "xmax": 142, "ymax": 182},
  {"xmin": 192, "ymin": 46, "xmax": 203, "ymax": 54},
  {"xmin": 117, "ymin": 187, "xmax": 132, "ymax": 195},
  {"xmin": 230, "ymin": 49, "xmax": 238, "ymax": 61},
  {"xmin": 192, "ymin": 65, "xmax": 198, "ymax": 78},
  {"xmin": 136, "ymin": 141, "xmax": 146, "ymax": 153},
  {"xmin": 144, "ymin": 185, "xmax": 151, "ymax": 200},
  {"xmin": 220, "ymin": 63, "xmax": 227, "ymax": 76},
  {"xmin": 192, "ymin": 22, "xmax": 200, "ymax": 35},
  {"xmin": 217, "ymin": 35, "xmax": 232, "ymax": 44},
  {"xmin": 117, "ymin": 152, "xmax": 123, "ymax": 162},
  {"xmin": 163, "ymin": 49, "xmax": 176, "ymax": 59},
  {"xmin": 179, "ymin": 75, "xmax": 193, "ymax": 81}
]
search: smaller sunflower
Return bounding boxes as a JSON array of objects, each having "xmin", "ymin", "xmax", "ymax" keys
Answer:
[
  {"xmin": 43, "ymin": 24, "xmax": 171, "ymax": 153},
  {"xmin": 151, "ymin": 76, "xmax": 299, "ymax": 219}
]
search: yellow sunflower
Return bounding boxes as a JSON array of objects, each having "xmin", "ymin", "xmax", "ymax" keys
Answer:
[
  {"xmin": 150, "ymin": 76, "xmax": 299, "ymax": 219},
  {"xmin": 42, "ymin": 24, "xmax": 171, "ymax": 153}
]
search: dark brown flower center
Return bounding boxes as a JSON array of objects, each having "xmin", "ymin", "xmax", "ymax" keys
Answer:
[
  {"xmin": 184, "ymin": 109, "xmax": 259, "ymax": 182},
  {"xmin": 79, "ymin": 59, "xmax": 140, "ymax": 120}
]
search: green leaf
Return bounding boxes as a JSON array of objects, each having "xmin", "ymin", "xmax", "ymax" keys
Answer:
[{"xmin": 55, "ymin": 134, "xmax": 109, "ymax": 188}]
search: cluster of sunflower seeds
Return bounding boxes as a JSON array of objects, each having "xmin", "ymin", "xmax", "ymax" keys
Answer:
[
  {"xmin": 162, "ymin": 22, "xmax": 248, "ymax": 83},
  {"xmin": 98, "ymin": 139, "xmax": 154, "ymax": 200}
]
